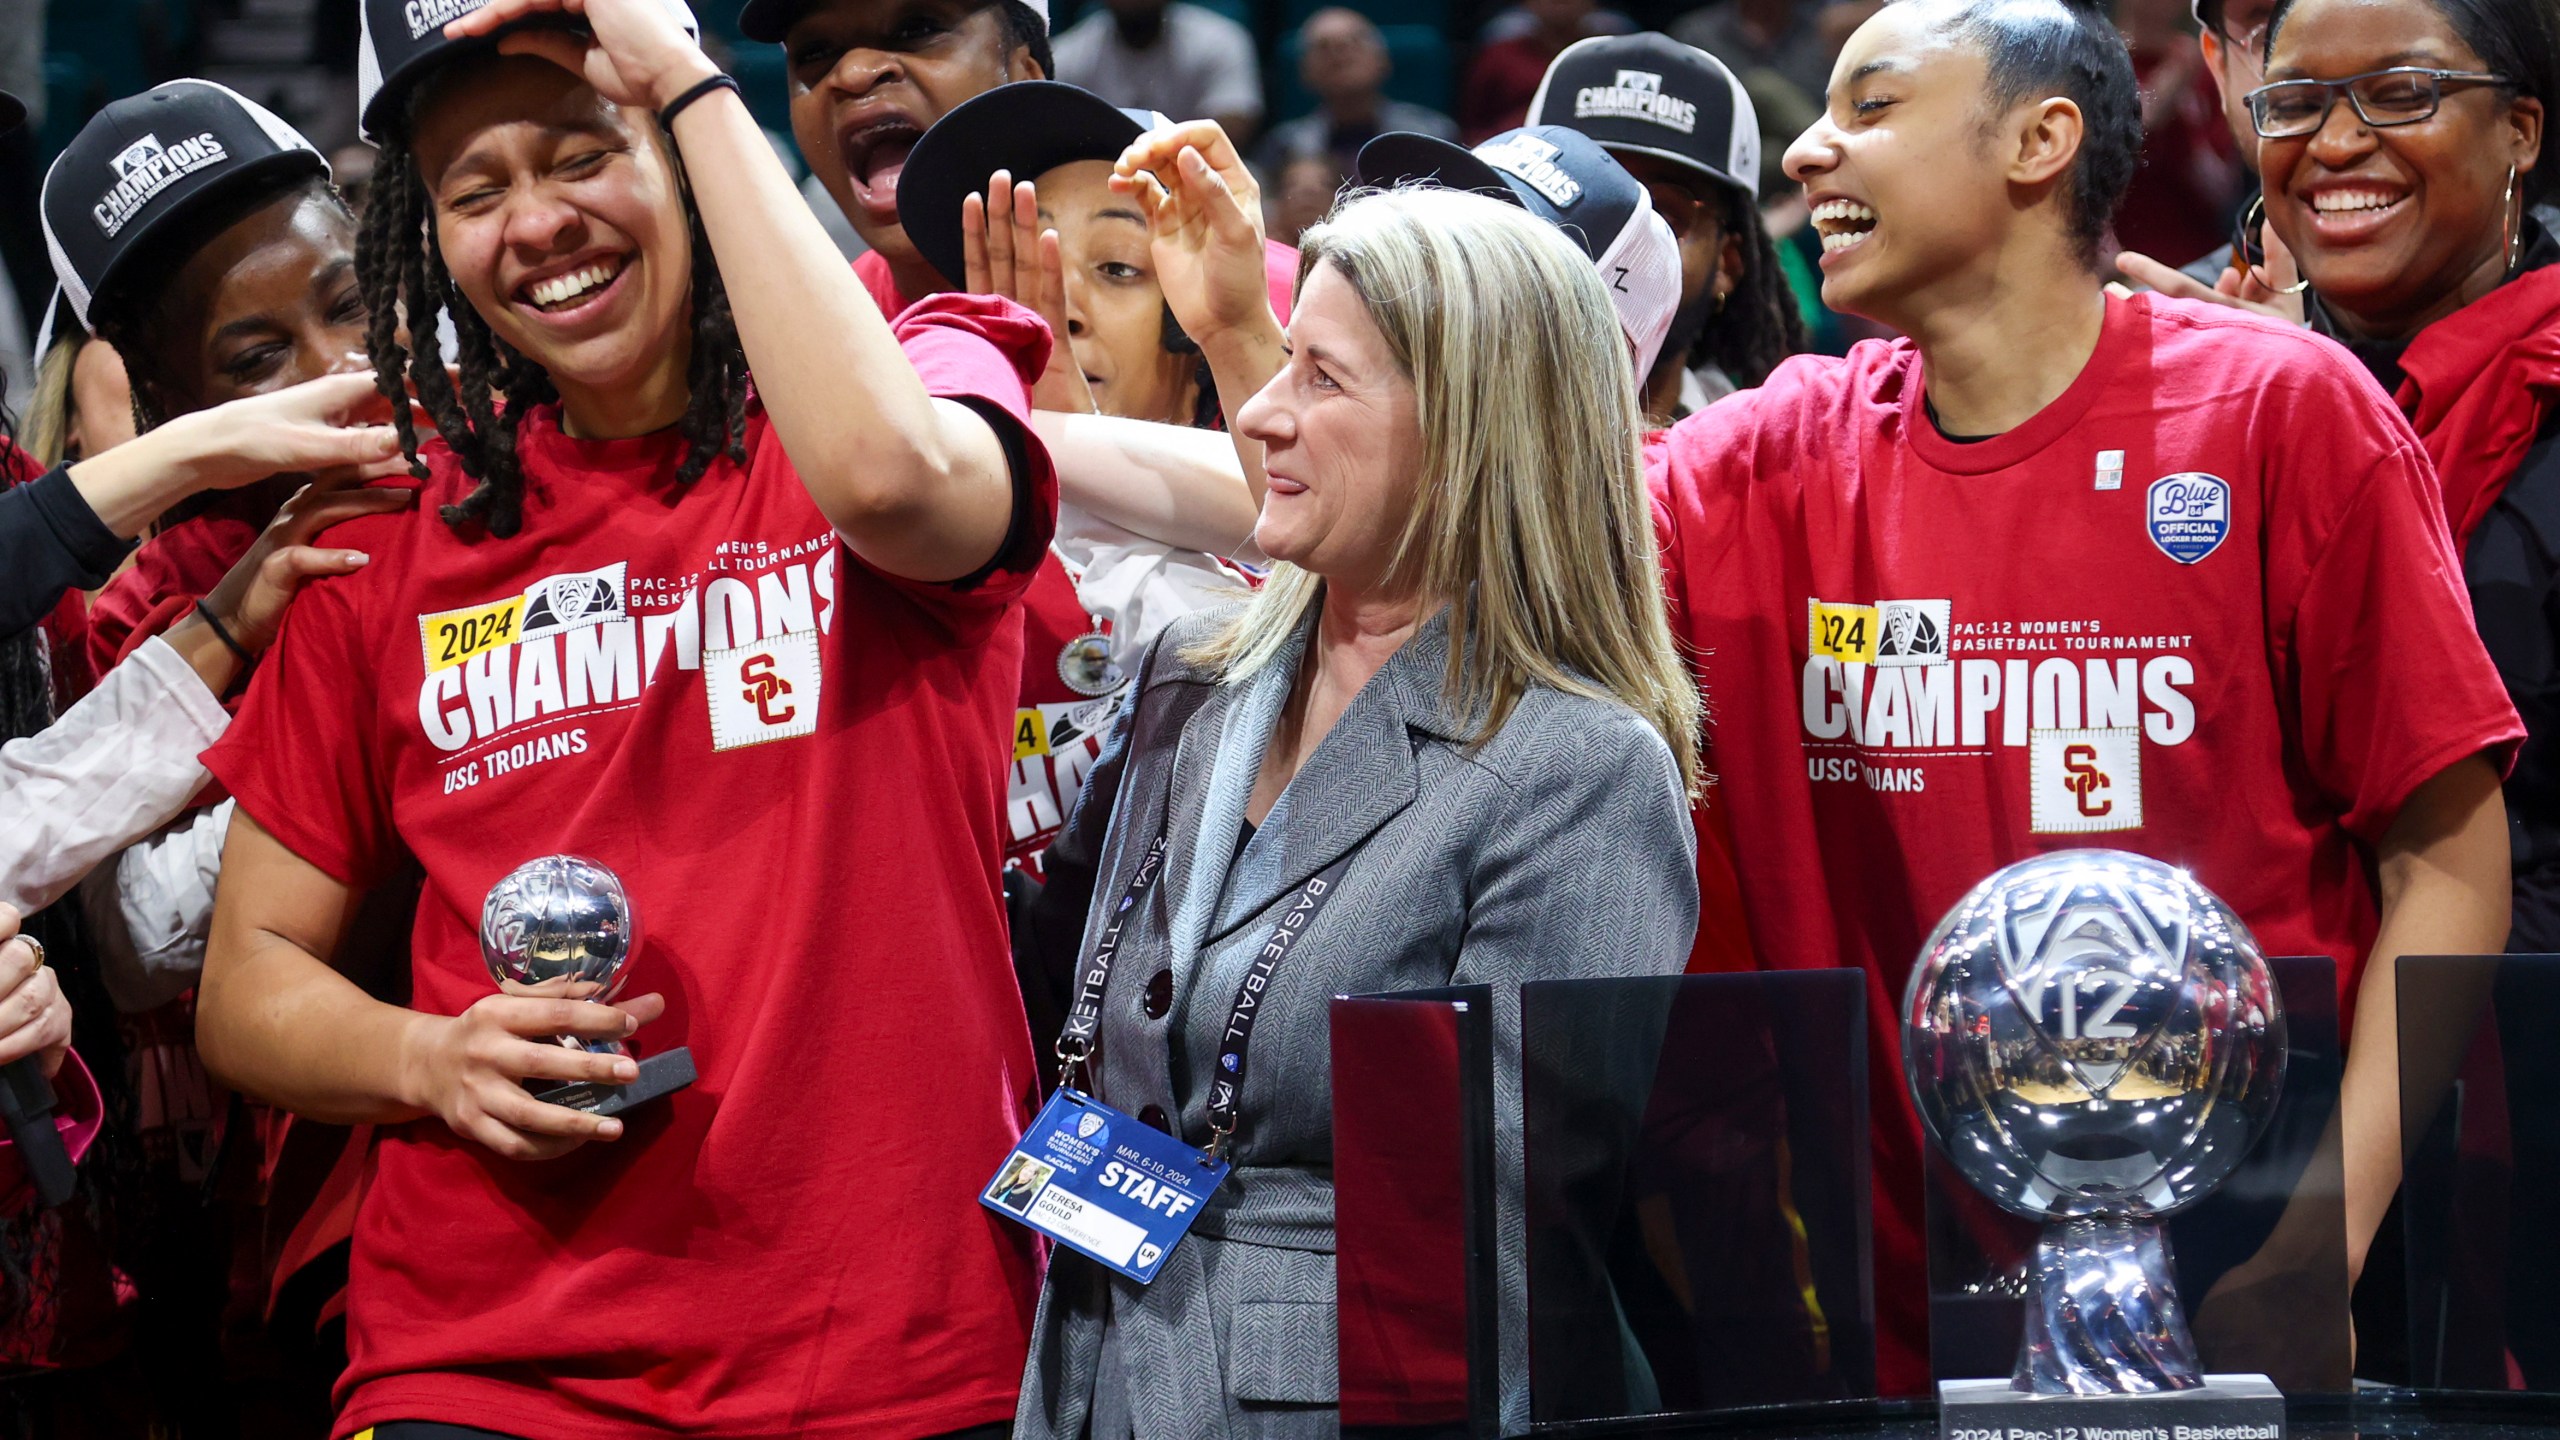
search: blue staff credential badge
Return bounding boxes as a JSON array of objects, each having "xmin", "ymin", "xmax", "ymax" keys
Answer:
[
  {"xmin": 982, "ymin": 1088, "xmax": 1229, "ymax": 1284},
  {"xmin": 2146, "ymin": 473, "xmax": 2230, "ymax": 564}
]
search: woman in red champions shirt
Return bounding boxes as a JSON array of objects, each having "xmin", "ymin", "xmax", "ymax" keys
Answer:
[
  {"xmin": 194, "ymin": 0, "xmax": 1056, "ymax": 1434},
  {"xmin": 1654, "ymin": 0, "xmax": 2517, "ymax": 1385}
]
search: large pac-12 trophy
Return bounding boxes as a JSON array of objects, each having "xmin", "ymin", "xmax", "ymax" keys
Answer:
[
  {"xmin": 481, "ymin": 856, "xmax": 696, "ymax": 1119},
  {"xmin": 1904, "ymin": 851, "xmax": 2287, "ymax": 1435}
]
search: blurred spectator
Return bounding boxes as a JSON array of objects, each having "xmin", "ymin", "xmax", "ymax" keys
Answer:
[
  {"xmin": 1460, "ymin": 0, "xmax": 1610, "ymax": 140},
  {"xmin": 1054, "ymin": 0, "xmax": 1264, "ymax": 142},
  {"xmin": 1669, "ymin": 0, "xmax": 1837, "ymax": 122},
  {"xmin": 1256, "ymin": 8, "xmax": 1459, "ymax": 175},
  {"xmin": 1477, "ymin": 1, "xmax": 1636, "ymax": 43},
  {"xmin": 2111, "ymin": 0, "xmax": 2244, "ymax": 268},
  {"xmin": 1265, "ymin": 152, "xmax": 1346, "ymax": 247},
  {"xmin": 2181, "ymin": 0, "xmax": 2275, "ymax": 280},
  {"xmin": 327, "ymin": 143, "xmax": 379, "ymax": 220}
]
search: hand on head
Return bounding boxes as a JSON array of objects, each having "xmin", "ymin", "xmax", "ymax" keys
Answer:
[
  {"xmin": 444, "ymin": 0, "xmax": 718, "ymax": 112},
  {"xmin": 173, "ymin": 370, "xmax": 415, "ymax": 495},
  {"xmin": 964, "ymin": 170, "xmax": 1097, "ymax": 414},
  {"xmin": 0, "ymin": 906, "xmax": 71, "ymax": 1080}
]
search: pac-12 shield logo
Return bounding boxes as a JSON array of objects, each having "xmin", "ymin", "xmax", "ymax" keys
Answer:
[{"xmin": 2146, "ymin": 473, "xmax": 2230, "ymax": 564}]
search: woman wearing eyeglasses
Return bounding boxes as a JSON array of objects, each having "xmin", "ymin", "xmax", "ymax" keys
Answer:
[{"xmin": 2234, "ymin": 0, "xmax": 2560, "ymax": 955}]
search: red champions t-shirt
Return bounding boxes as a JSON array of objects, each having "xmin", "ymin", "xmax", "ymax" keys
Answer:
[
  {"xmin": 1649, "ymin": 292, "xmax": 2523, "ymax": 1395},
  {"xmin": 203, "ymin": 296, "xmax": 1057, "ymax": 1440}
]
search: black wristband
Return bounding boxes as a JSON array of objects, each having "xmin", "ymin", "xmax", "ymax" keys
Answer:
[
  {"xmin": 657, "ymin": 73, "xmax": 739, "ymax": 132},
  {"xmin": 193, "ymin": 597, "xmax": 255, "ymax": 669}
]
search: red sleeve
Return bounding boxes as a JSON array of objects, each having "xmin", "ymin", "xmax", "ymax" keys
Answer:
[
  {"xmin": 2280, "ymin": 426, "xmax": 2524, "ymax": 841},
  {"xmin": 201, "ymin": 575, "xmax": 403, "ymax": 889},
  {"xmin": 848, "ymin": 292, "xmax": 1060, "ymax": 613},
  {"xmin": 85, "ymin": 583, "xmax": 197, "ymax": 679},
  {"xmin": 84, "ymin": 516, "xmax": 260, "ymax": 680}
]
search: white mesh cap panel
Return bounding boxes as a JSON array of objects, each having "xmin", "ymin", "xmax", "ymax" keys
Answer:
[{"xmin": 1593, "ymin": 189, "xmax": 1681, "ymax": 382}]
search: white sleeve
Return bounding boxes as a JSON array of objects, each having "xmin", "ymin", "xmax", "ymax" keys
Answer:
[
  {"xmin": 0, "ymin": 634, "xmax": 229, "ymax": 916},
  {"xmin": 1054, "ymin": 503, "xmax": 1253, "ymax": 663},
  {"xmin": 79, "ymin": 798, "xmax": 232, "ymax": 1015}
]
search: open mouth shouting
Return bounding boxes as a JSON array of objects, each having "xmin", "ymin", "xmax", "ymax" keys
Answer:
[
  {"xmin": 1809, "ymin": 196, "xmax": 1879, "ymax": 261},
  {"xmin": 841, "ymin": 113, "xmax": 925, "ymax": 223},
  {"xmin": 514, "ymin": 252, "xmax": 633, "ymax": 325}
]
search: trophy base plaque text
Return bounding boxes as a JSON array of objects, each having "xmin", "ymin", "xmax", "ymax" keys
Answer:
[
  {"xmin": 1939, "ymin": 1374, "xmax": 2285, "ymax": 1440},
  {"xmin": 534, "ymin": 1046, "xmax": 697, "ymax": 1118}
]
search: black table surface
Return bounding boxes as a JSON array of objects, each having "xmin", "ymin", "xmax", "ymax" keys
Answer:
[{"xmin": 1520, "ymin": 1389, "xmax": 2560, "ymax": 1438}]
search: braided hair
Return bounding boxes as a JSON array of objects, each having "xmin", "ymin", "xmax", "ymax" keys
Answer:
[
  {"xmin": 1688, "ymin": 194, "xmax": 1808, "ymax": 391},
  {"xmin": 357, "ymin": 89, "xmax": 748, "ymax": 539}
]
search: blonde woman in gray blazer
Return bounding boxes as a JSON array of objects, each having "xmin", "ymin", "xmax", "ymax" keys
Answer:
[{"xmin": 1013, "ymin": 185, "xmax": 1704, "ymax": 1438}]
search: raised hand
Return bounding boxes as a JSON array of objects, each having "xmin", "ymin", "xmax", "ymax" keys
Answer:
[
  {"xmin": 964, "ymin": 171, "xmax": 1097, "ymax": 415},
  {"xmin": 1112, "ymin": 121, "xmax": 1279, "ymax": 343},
  {"xmin": 2116, "ymin": 223, "xmax": 2307, "ymax": 328},
  {"xmin": 443, "ymin": 0, "xmax": 717, "ymax": 113}
]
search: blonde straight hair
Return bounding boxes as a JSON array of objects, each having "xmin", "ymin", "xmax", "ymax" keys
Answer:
[{"xmin": 1189, "ymin": 186, "xmax": 1703, "ymax": 794}]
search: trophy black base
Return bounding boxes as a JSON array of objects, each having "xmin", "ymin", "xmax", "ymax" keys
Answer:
[
  {"xmin": 1939, "ymin": 1374, "xmax": 2284, "ymax": 1440},
  {"xmin": 534, "ymin": 1047, "xmax": 697, "ymax": 1119}
]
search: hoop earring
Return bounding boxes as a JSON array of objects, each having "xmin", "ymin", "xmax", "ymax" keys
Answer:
[
  {"xmin": 2505, "ymin": 164, "xmax": 2522, "ymax": 276},
  {"xmin": 2243, "ymin": 194, "xmax": 2312, "ymax": 296}
]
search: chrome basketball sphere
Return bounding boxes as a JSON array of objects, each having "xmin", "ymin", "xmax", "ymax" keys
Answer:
[
  {"xmin": 479, "ymin": 855, "xmax": 637, "ymax": 1001},
  {"xmin": 1902, "ymin": 850, "xmax": 2284, "ymax": 1222}
]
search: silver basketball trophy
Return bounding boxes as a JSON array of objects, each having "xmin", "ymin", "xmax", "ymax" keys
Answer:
[
  {"xmin": 480, "ymin": 856, "xmax": 696, "ymax": 1118},
  {"xmin": 1905, "ymin": 851, "xmax": 2288, "ymax": 1437}
]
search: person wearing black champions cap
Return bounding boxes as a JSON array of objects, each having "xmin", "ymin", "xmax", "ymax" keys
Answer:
[
  {"xmin": 198, "ymin": 0, "xmax": 1061, "ymax": 1431},
  {"xmin": 0, "ymin": 80, "xmax": 409, "ymax": 647},
  {"xmin": 1529, "ymin": 32, "xmax": 1807, "ymax": 417},
  {"xmin": 43, "ymin": 81, "xmax": 410, "ymax": 678}
]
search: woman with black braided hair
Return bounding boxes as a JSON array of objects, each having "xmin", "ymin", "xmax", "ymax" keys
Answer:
[{"xmin": 194, "ymin": 0, "xmax": 1058, "ymax": 1431}]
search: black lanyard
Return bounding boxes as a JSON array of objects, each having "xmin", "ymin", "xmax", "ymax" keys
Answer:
[{"xmin": 1055, "ymin": 827, "xmax": 1355, "ymax": 1161}]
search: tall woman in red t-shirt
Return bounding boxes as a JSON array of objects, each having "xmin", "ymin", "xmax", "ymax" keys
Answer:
[{"xmin": 194, "ymin": 0, "xmax": 1056, "ymax": 1431}]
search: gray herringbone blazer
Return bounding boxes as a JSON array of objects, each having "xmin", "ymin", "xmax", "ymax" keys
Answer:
[{"xmin": 1014, "ymin": 604, "xmax": 1698, "ymax": 1439}]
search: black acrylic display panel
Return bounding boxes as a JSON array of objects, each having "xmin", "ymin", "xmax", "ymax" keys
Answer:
[
  {"xmin": 1922, "ymin": 954, "xmax": 2353, "ymax": 1393},
  {"xmin": 2399, "ymin": 954, "xmax": 2560, "ymax": 1392},
  {"xmin": 1521, "ymin": 972, "xmax": 1876, "ymax": 1426},
  {"xmin": 1333, "ymin": 985, "xmax": 1499, "ymax": 1439}
]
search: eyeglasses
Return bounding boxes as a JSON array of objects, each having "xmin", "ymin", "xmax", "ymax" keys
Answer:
[{"xmin": 2244, "ymin": 66, "xmax": 2513, "ymax": 138}]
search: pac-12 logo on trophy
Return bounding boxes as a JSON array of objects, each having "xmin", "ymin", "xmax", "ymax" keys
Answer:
[{"xmin": 1905, "ymin": 849, "xmax": 2289, "ymax": 1436}]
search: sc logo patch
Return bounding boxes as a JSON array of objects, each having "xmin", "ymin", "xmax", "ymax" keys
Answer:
[{"xmin": 2146, "ymin": 473, "xmax": 2230, "ymax": 564}]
